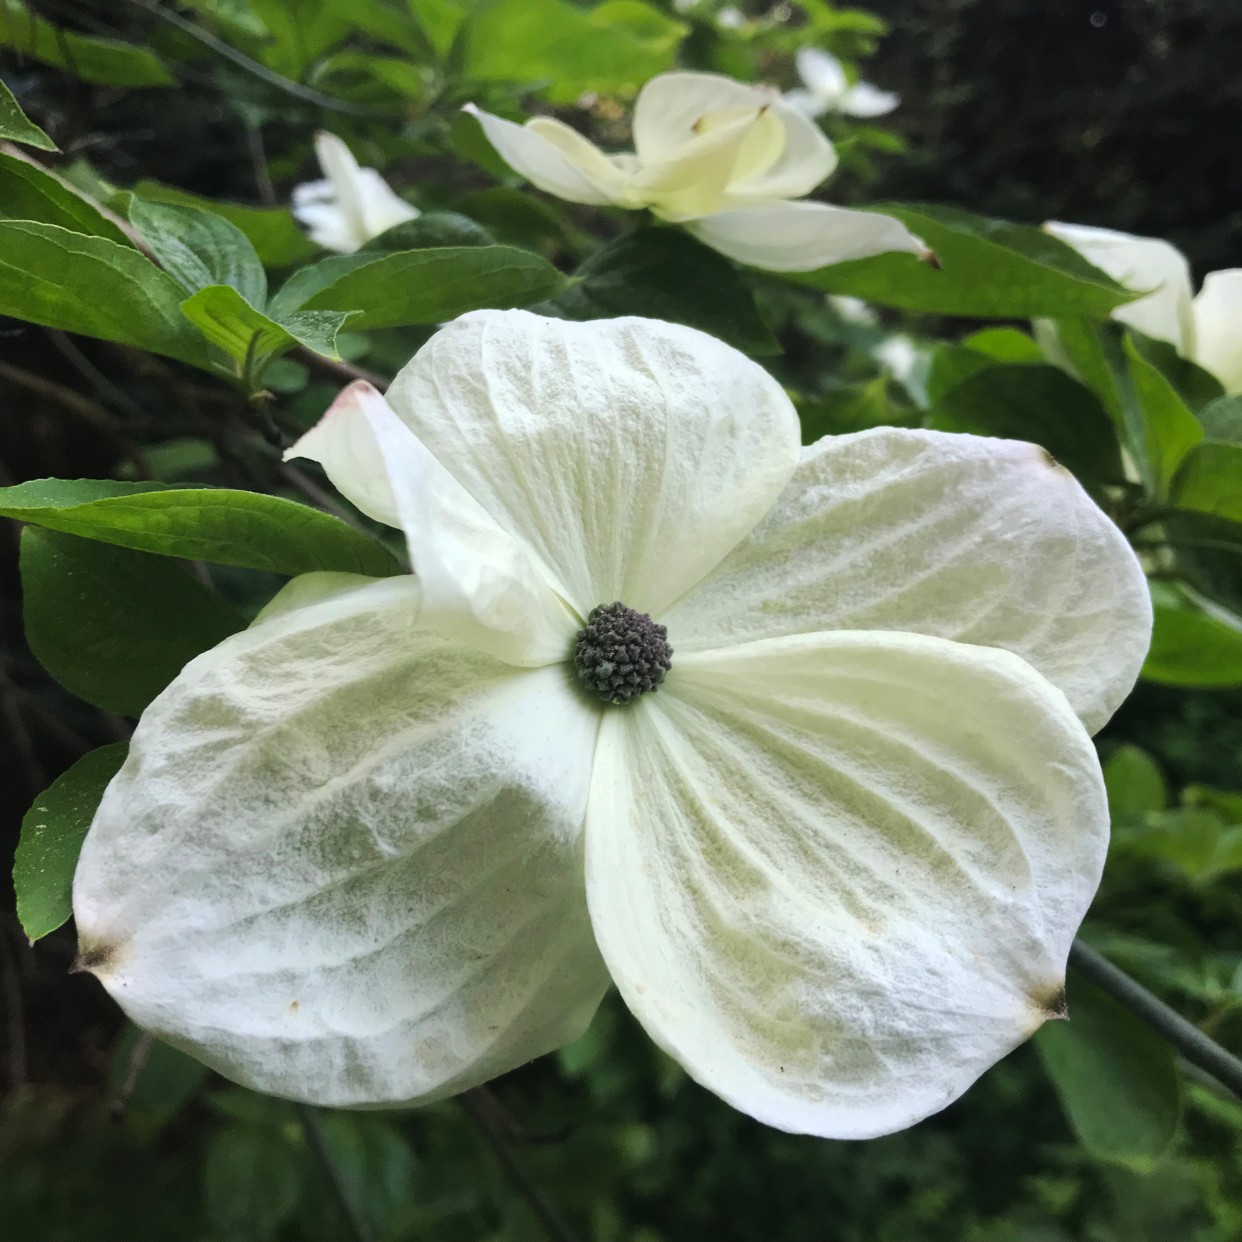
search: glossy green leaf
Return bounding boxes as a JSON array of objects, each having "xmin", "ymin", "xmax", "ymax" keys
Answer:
[
  {"xmin": 0, "ymin": 0, "xmax": 175, "ymax": 86},
  {"xmin": 203, "ymin": 1126, "xmax": 302, "ymax": 1238},
  {"xmin": 361, "ymin": 211, "xmax": 494, "ymax": 250},
  {"xmin": 0, "ymin": 221, "xmax": 210, "ymax": 367},
  {"xmin": 13, "ymin": 742, "xmax": 127, "ymax": 941},
  {"xmin": 132, "ymin": 180, "xmax": 318, "ymax": 267},
  {"xmin": 1173, "ymin": 441, "xmax": 1242, "ymax": 524},
  {"xmin": 0, "ymin": 77, "xmax": 56, "ymax": 150},
  {"xmin": 1036, "ymin": 974, "xmax": 1180, "ymax": 1170},
  {"xmin": 180, "ymin": 285, "xmax": 349, "ymax": 372},
  {"xmin": 0, "ymin": 152, "xmax": 130, "ymax": 242},
  {"xmin": 1144, "ymin": 585, "xmax": 1242, "ymax": 688},
  {"xmin": 928, "ymin": 363, "xmax": 1121, "ymax": 481},
  {"xmin": 540, "ymin": 228, "xmax": 779, "ymax": 356},
  {"xmin": 290, "ymin": 245, "xmax": 566, "ymax": 328},
  {"xmin": 128, "ymin": 197, "xmax": 267, "ymax": 306},
  {"xmin": 797, "ymin": 205, "xmax": 1137, "ymax": 319},
  {"xmin": 1125, "ymin": 333, "xmax": 1204, "ymax": 496},
  {"xmin": 1103, "ymin": 744, "xmax": 1168, "ymax": 824},
  {"xmin": 1198, "ymin": 395, "xmax": 1242, "ymax": 443},
  {"xmin": 20, "ymin": 527, "xmax": 244, "ymax": 716},
  {"xmin": 959, "ymin": 327, "xmax": 1044, "ymax": 362},
  {"xmin": 0, "ymin": 478, "xmax": 398, "ymax": 576}
]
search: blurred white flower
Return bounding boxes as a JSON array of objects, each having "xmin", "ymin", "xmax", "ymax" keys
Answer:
[
  {"xmin": 830, "ymin": 294, "xmax": 877, "ymax": 324},
  {"xmin": 785, "ymin": 49, "xmax": 900, "ymax": 119},
  {"xmin": 1046, "ymin": 221, "xmax": 1242, "ymax": 393},
  {"xmin": 465, "ymin": 71, "xmax": 927, "ymax": 272},
  {"xmin": 75, "ymin": 310, "xmax": 1151, "ymax": 1140},
  {"xmin": 292, "ymin": 131, "xmax": 420, "ymax": 254},
  {"xmin": 873, "ymin": 333, "xmax": 923, "ymax": 384},
  {"xmin": 716, "ymin": 5, "xmax": 746, "ymax": 27}
]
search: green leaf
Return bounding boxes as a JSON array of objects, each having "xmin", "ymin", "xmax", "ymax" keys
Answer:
[
  {"xmin": 1103, "ymin": 744, "xmax": 1168, "ymax": 824},
  {"xmin": 0, "ymin": 151, "xmax": 130, "ymax": 242},
  {"xmin": 924, "ymin": 343, "xmax": 994, "ymax": 405},
  {"xmin": 127, "ymin": 196, "xmax": 267, "ymax": 306},
  {"xmin": 1036, "ymin": 974, "xmax": 1180, "ymax": 1171},
  {"xmin": 0, "ymin": 0, "xmax": 175, "ymax": 87},
  {"xmin": 289, "ymin": 245, "xmax": 567, "ymax": 328},
  {"xmin": 0, "ymin": 77, "xmax": 57, "ymax": 150},
  {"xmin": 361, "ymin": 211, "xmax": 494, "ymax": 250},
  {"xmin": 796, "ymin": 205, "xmax": 1138, "ymax": 319},
  {"xmin": 1144, "ymin": 585, "xmax": 1242, "ymax": 688},
  {"xmin": 464, "ymin": 0, "xmax": 686, "ymax": 101},
  {"xmin": 180, "ymin": 285, "xmax": 349, "ymax": 373},
  {"xmin": 959, "ymin": 326, "xmax": 1043, "ymax": 362},
  {"xmin": 1132, "ymin": 335, "xmax": 1224, "ymax": 413},
  {"xmin": 203, "ymin": 1126, "xmax": 302, "ymax": 1238},
  {"xmin": 1125, "ymin": 333, "xmax": 1204, "ymax": 496},
  {"xmin": 1198, "ymin": 395, "xmax": 1242, "ymax": 443},
  {"xmin": 1116, "ymin": 808, "xmax": 1242, "ymax": 884},
  {"xmin": 13, "ymin": 742, "xmax": 127, "ymax": 941},
  {"xmin": 132, "ymin": 180, "xmax": 318, "ymax": 267},
  {"xmin": 0, "ymin": 221, "xmax": 210, "ymax": 367},
  {"xmin": 927, "ymin": 363, "xmax": 1121, "ymax": 481},
  {"xmin": 0, "ymin": 478, "xmax": 399, "ymax": 576},
  {"xmin": 20, "ymin": 527, "xmax": 244, "ymax": 716},
  {"xmin": 1172, "ymin": 439, "xmax": 1242, "ymax": 525},
  {"xmin": 539, "ymin": 228, "xmax": 778, "ymax": 356}
]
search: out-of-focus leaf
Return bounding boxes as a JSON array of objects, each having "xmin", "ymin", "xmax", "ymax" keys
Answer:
[
  {"xmin": 0, "ymin": 0, "xmax": 175, "ymax": 86},
  {"xmin": 1172, "ymin": 441, "xmax": 1242, "ymax": 525},
  {"xmin": 1036, "ymin": 974, "xmax": 1180, "ymax": 1171},
  {"xmin": 1103, "ymin": 744, "xmax": 1168, "ymax": 824},
  {"xmin": 203, "ymin": 1125, "xmax": 302, "ymax": 1240},
  {"xmin": 0, "ymin": 78, "xmax": 56, "ymax": 149},
  {"xmin": 799, "ymin": 376, "xmax": 910, "ymax": 442},
  {"xmin": 0, "ymin": 152, "xmax": 130, "ymax": 242},
  {"xmin": 127, "ymin": 197, "xmax": 267, "ymax": 306},
  {"xmin": 107, "ymin": 1026, "xmax": 211, "ymax": 1137},
  {"xmin": 20, "ymin": 527, "xmax": 244, "ymax": 716},
  {"xmin": 924, "ymin": 343, "xmax": 994, "ymax": 405},
  {"xmin": 928, "ymin": 363, "xmax": 1121, "ymax": 481},
  {"xmin": 959, "ymin": 326, "xmax": 1043, "ymax": 362},
  {"xmin": 1144, "ymin": 584, "xmax": 1242, "ymax": 688},
  {"xmin": 0, "ymin": 478, "xmax": 398, "ymax": 576},
  {"xmin": 459, "ymin": 186, "xmax": 566, "ymax": 251},
  {"xmin": 798, "ymin": 205, "xmax": 1138, "ymax": 319},
  {"xmin": 287, "ymin": 245, "xmax": 566, "ymax": 328},
  {"xmin": 132, "ymin": 179, "xmax": 318, "ymax": 267},
  {"xmin": 13, "ymin": 742, "xmax": 127, "ymax": 941},
  {"xmin": 361, "ymin": 211, "xmax": 494, "ymax": 250},
  {"xmin": 1116, "ymin": 808, "xmax": 1242, "ymax": 884},
  {"xmin": 1198, "ymin": 395, "xmax": 1242, "ymax": 443},
  {"xmin": 539, "ymin": 228, "xmax": 779, "ymax": 356},
  {"xmin": 0, "ymin": 221, "xmax": 210, "ymax": 367},
  {"xmin": 1125, "ymin": 333, "xmax": 1204, "ymax": 496}
]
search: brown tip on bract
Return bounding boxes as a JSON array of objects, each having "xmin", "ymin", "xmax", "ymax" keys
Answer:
[
  {"xmin": 1041, "ymin": 985, "xmax": 1069, "ymax": 1022},
  {"xmin": 71, "ymin": 942, "xmax": 115, "ymax": 975},
  {"xmin": 1039, "ymin": 446, "xmax": 1065, "ymax": 471},
  {"xmin": 920, "ymin": 248, "xmax": 942, "ymax": 269}
]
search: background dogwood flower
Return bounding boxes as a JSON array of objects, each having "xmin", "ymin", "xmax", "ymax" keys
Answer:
[
  {"xmin": 785, "ymin": 48, "xmax": 901, "ymax": 119},
  {"xmin": 73, "ymin": 311, "xmax": 1150, "ymax": 1139},
  {"xmin": 465, "ymin": 72, "xmax": 926, "ymax": 272},
  {"xmin": 1046, "ymin": 221, "xmax": 1242, "ymax": 392},
  {"xmin": 291, "ymin": 131, "xmax": 419, "ymax": 253}
]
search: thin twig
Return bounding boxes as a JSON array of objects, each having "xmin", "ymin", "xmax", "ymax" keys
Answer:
[
  {"xmin": 245, "ymin": 121, "xmax": 277, "ymax": 207},
  {"xmin": 295, "ymin": 1102, "xmax": 373, "ymax": 1242},
  {"xmin": 460, "ymin": 1089, "xmax": 581, "ymax": 1242},
  {"xmin": 293, "ymin": 347, "xmax": 390, "ymax": 390},
  {"xmin": 1070, "ymin": 940, "xmax": 1242, "ymax": 1100},
  {"xmin": 109, "ymin": 1030, "xmax": 154, "ymax": 1119},
  {"xmin": 0, "ymin": 930, "xmax": 27, "ymax": 1092}
]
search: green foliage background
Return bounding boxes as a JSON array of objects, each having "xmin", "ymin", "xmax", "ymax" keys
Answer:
[{"xmin": 1, "ymin": 2, "xmax": 1241, "ymax": 1240}]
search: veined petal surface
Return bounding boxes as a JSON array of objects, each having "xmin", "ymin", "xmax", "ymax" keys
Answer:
[
  {"xmin": 664, "ymin": 428, "xmax": 1151, "ymax": 733},
  {"xmin": 586, "ymin": 630, "xmax": 1108, "ymax": 1139},
  {"xmin": 384, "ymin": 311, "xmax": 801, "ymax": 617},
  {"xmin": 684, "ymin": 201, "xmax": 924, "ymax": 272},
  {"xmin": 74, "ymin": 575, "xmax": 608, "ymax": 1107}
]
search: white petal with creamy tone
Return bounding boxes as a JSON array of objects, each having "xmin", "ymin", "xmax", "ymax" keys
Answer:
[
  {"xmin": 664, "ymin": 428, "xmax": 1151, "ymax": 734},
  {"xmin": 841, "ymin": 82, "xmax": 900, "ymax": 118},
  {"xmin": 74, "ymin": 576, "xmax": 608, "ymax": 1107},
  {"xmin": 684, "ymin": 200, "xmax": 925, "ymax": 272},
  {"xmin": 1193, "ymin": 268, "xmax": 1242, "ymax": 394},
  {"xmin": 384, "ymin": 310, "xmax": 801, "ymax": 618},
  {"xmin": 586, "ymin": 631, "xmax": 1108, "ymax": 1139}
]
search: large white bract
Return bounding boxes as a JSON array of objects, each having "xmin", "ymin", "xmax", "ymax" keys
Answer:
[
  {"xmin": 465, "ymin": 71, "xmax": 926, "ymax": 273},
  {"xmin": 73, "ymin": 311, "xmax": 1152, "ymax": 1139},
  {"xmin": 1046, "ymin": 221, "xmax": 1242, "ymax": 393}
]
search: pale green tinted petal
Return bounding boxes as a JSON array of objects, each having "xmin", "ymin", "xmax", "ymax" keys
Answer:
[
  {"xmin": 725, "ymin": 100, "xmax": 836, "ymax": 201},
  {"xmin": 1192, "ymin": 268, "xmax": 1242, "ymax": 394},
  {"xmin": 525, "ymin": 117, "xmax": 630, "ymax": 202},
  {"xmin": 1044, "ymin": 221, "xmax": 1196, "ymax": 352},
  {"xmin": 253, "ymin": 571, "xmax": 385, "ymax": 625},
  {"xmin": 586, "ymin": 630, "xmax": 1107, "ymax": 1139},
  {"xmin": 74, "ymin": 577, "xmax": 608, "ymax": 1107},
  {"xmin": 384, "ymin": 311, "xmax": 800, "ymax": 618},
  {"xmin": 464, "ymin": 105, "xmax": 622, "ymax": 206},
  {"xmin": 665, "ymin": 428, "xmax": 1151, "ymax": 734},
  {"xmin": 631, "ymin": 71, "xmax": 770, "ymax": 163},
  {"xmin": 289, "ymin": 381, "xmax": 575, "ymax": 666},
  {"xmin": 684, "ymin": 201, "xmax": 924, "ymax": 272}
]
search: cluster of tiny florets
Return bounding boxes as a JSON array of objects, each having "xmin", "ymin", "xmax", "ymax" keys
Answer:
[{"xmin": 574, "ymin": 601, "xmax": 673, "ymax": 705}]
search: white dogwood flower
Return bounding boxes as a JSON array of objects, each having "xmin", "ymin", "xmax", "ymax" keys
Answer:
[
  {"xmin": 465, "ymin": 72, "xmax": 927, "ymax": 272},
  {"xmin": 785, "ymin": 49, "xmax": 900, "ymax": 119},
  {"xmin": 73, "ymin": 311, "xmax": 1151, "ymax": 1139},
  {"xmin": 292, "ymin": 131, "xmax": 419, "ymax": 253},
  {"xmin": 1046, "ymin": 221, "xmax": 1242, "ymax": 393}
]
